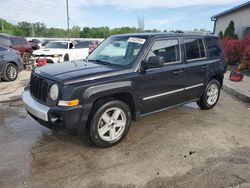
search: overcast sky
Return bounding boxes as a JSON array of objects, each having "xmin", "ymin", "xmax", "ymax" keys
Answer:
[{"xmin": 0, "ymin": 0, "xmax": 246, "ymax": 31}]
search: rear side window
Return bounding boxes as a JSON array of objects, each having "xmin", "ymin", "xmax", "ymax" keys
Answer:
[
  {"xmin": 0, "ymin": 36, "xmax": 11, "ymax": 46},
  {"xmin": 147, "ymin": 39, "xmax": 181, "ymax": 64},
  {"xmin": 206, "ymin": 37, "xmax": 223, "ymax": 59},
  {"xmin": 184, "ymin": 38, "xmax": 206, "ymax": 60}
]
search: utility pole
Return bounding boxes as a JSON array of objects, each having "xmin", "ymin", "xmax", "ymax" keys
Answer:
[
  {"xmin": 1, "ymin": 18, "xmax": 4, "ymax": 33},
  {"xmin": 66, "ymin": 0, "xmax": 70, "ymax": 38},
  {"xmin": 31, "ymin": 23, "xmax": 35, "ymax": 37},
  {"xmin": 138, "ymin": 16, "xmax": 144, "ymax": 31}
]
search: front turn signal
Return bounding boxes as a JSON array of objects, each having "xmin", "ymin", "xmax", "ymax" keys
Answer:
[{"xmin": 58, "ymin": 99, "xmax": 79, "ymax": 107}]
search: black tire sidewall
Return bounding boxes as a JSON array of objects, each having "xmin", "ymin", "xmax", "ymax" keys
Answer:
[
  {"xmin": 198, "ymin": 79, "xmax": 220, "ymax": 109},
  {"xmin": 4, "ymin": 63, "xmax": 18, "ymax": 82},
  {"xmin": 89, "ymin": 100, "xmax": 131, "ymax": 148},
  {"xmin": 64, "ymin": 54, "xmax": 69, "ymax": 61}
]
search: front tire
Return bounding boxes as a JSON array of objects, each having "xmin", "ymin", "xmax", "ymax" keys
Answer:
[
  {"xmin": 197, "ymin": 79, "xmax": 220, "ymax": 110},
  {"xmin": 3, "ymin": 63, "xmax": 18, "ymax": 82},
  {"xmin": 89, "ymin": 100, "xmax": 131, "ymax": 148}
]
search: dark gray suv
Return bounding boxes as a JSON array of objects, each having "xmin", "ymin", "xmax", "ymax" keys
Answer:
[
  {"xmin": 0, "ymin": 45, "xmax": 23, "ymax": 81},
  {"xmin": 22, "ymin": 33, "xmax": 227, "ymax": 147}
]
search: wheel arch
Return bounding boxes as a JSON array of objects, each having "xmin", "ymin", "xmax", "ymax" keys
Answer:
[
  {"xmin": 83, "ymin": 81, "xmax": 140, "ymax": 122},
  {"xmin": 210, "ymin": 74, "xmax": 224, "ymax": 88}
]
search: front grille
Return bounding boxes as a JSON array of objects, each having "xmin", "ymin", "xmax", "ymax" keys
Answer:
[{"xmin": 30, "ymin": 73, "xmax": 49, "ymax": 103}]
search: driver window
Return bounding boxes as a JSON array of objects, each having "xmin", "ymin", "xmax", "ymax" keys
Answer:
[{"xmin": 146, "ymin": 39, "xmax": 181, "ymax": 64}]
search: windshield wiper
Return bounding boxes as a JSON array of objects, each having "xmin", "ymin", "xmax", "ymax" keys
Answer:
[{"xmin": 89, "ymin": 59, "xmax": 112, "ymax": 66}]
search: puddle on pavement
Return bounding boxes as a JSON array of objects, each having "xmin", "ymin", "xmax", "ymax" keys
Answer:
[{"xmin": 183, "ymin": 102, "xmax": 200, "ymax": 110}]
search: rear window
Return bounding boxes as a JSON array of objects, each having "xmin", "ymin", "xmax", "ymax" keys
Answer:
[
  {"xmin": 75, "ymin": 41, "xmax": 90, "ymax": 49},
  {"xmin": 0, "ymin": 36, "xmax": 11, "ymax": 46},
  {"xmin": 184, "ymin": 38, "xmax": 206, "ymax": 60},
  {"xmin": 206, "ymin": 37, "xmax": 223, "ymax": 59},
  {"xmin": 21, "ymin": 38, "xmax": 28, "ymax": 45}
]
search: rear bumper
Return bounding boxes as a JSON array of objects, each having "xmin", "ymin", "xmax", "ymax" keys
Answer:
[{"xmin": 22, "ymin": 89, "xmax": 86, "ymax": 132}]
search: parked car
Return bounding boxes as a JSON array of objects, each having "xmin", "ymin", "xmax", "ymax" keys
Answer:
[
  {"xmin": 29, "ymin": 39, "xmax": 40, "ymax": 50},
  {"xmin": 74, "ymin": 40, "xmax": 100, "ymax": 56},
  {"xmin": 0, "ymin": 33, "xmax": 33, "ymax": 56},
  {"xmin": 22, "ymin": 33, "xmax": 227, "ymax": 147},
  {"xmin": 38, "ymin": 39, "xmax": 55, "ymax": 49},
  {"xmin": 0, "ymin": 45, "xmax": 23, "ymax": 81},
  {"xmin": 31, "ymin": 41, "xmax": 89, "ymax": 66},
  {"xmin": 89, "ymin": 40, "xmax": 101, "ymax": 54}
]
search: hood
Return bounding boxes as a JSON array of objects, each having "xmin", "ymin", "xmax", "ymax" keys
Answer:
[
  {"xmin": 34, "ymin": 60, "xmax": 126, "ymax": 85},
  {"xmin": 33, "ymin": 48, "xmax": 67, "ymax": 55}
]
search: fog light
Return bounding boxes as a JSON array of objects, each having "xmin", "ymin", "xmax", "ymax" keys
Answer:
[{"xmin": 50, "ymin": 114, "xmax": 62, "ymax": 123}]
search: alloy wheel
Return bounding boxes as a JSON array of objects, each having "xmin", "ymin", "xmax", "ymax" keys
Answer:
[{"xmin": 97, "ymin": 107, "xmax": 127, "ymax": 142}]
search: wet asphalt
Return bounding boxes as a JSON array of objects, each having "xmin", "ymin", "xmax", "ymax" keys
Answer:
[{"xmin": 0, "ymin": 91, "xmax": 250, "ymax": 188}]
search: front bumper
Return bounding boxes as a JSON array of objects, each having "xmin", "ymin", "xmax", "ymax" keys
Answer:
[
  {"xmin": 22, "ymin": 90, "xmax": 85, "ymax": 132},
  {"xmin": 22, "ymin": 90, "xmax": 49, "ymax": 121},
  {"xmin": 30, "ymin": 56, "xmax": 62, "ymax": 64}
]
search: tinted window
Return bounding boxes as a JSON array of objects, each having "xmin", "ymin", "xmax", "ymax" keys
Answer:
[
  {"xmin": 75, "ymin": 41, "xmax": 90, "ymax": 49},
  {"xmin": 0, "ymin": 46, "xmax": 7, "ymax": 51},
  {"xmin": 21, "ymin": 38, "xmax": 28, "ymax": 45},
  {"xmin": 206, "ymin": 37, "xmax": 222, "ymax": 59},
  {"xmin": 184, "ymin": 38, "xmax": 206, "ymax": 60},
  {"xmin": 147, "ymin": 39, "xmax": 180, "ymax": 63},
  {"xmin": 45, "ymin": 42, "xmax": 68, "ymax": 49},
  {"xmin": 42, "ymin": 40, "xmax": 53, "ymax": 46},
  {"xmin": 11, "ymin": 37, "xmax": 23, "ymax": 46},
  {"xmin": 0, "ymin": 36, "xmax": 11, "ymax": 46}
]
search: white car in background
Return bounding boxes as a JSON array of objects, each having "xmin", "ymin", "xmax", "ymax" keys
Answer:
[{"xmin": 32, "ymin": 41, "xmax": 89, "ymax": 64}]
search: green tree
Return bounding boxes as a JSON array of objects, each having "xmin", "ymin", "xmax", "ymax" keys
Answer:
[
  {"xmin": 33, "ymin": 22, "xmax": 47, "ymax": 37},
  {"xmin": 219, "ymin": 31, "xmax": 224, "ymax": 39},
  {"xmin": 15, "ymin": 22, "xmax": 32, "ymax": 36},
  {"xmin": 69, "ymin": 25, "xmax": 81, "ymax": 38},
  {"xmin": 224, "ymin": 20, "xmax": 236, "ymax": 38},
  {"xmin": 0, "ymin": 19, "xmax": 15, "ymax": 35}
]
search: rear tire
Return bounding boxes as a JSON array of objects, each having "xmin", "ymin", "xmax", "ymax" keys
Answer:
[
  {"xmin": 89, "ymin": 99, "xmax": 131, "ymax": 148},
  {"xmin": 64, "ymin": 54, "xmax": 69, "ymax": 62},
  {"xmin": 197, "ymin": 79, "xmax": 220, "ymax": 110},
  {"xmin": 3, "ymin": 63, "xmax": 18, "ymax": 82}
]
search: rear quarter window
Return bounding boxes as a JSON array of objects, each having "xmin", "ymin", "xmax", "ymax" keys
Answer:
[
  {"xmin": 184, "ymin": 38, "xmax": 206, "ymax": 61},
  {"xmin": 205, "ymin": 37, "xmax": 223, "ymax": 59}
]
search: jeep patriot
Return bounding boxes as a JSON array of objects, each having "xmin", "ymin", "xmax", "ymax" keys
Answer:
[{"xmin": 22, "ymin": 33, "xmax": 227, "ymax": 147}]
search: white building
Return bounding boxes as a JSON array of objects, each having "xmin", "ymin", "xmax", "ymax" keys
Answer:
[{"xmin": 211, "ymin": 1, "xmax": 250, "ymax": 38}]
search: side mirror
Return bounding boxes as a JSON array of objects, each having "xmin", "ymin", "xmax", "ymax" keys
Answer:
[{"xmin": 142, "ymin": 56, "xmax": 164, "ymax": 69}]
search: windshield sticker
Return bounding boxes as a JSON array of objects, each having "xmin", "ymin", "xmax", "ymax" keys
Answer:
[{"xmin": 128, "ymin": 37, "xmax": 146, "ymax": 44}]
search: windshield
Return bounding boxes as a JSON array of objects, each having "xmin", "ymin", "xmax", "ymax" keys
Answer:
[
  {"xmin": 88, "ymin": 36, "xmax": 146, "ymax": 67},
  {"xmin": 45, "ymin": 42, "xmax": 68, "ymax": 49}
]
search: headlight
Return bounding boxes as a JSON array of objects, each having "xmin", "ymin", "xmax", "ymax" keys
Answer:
[{"xmin": 49, "ymin": 84, "xmax": 59, "ymax": 100}]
